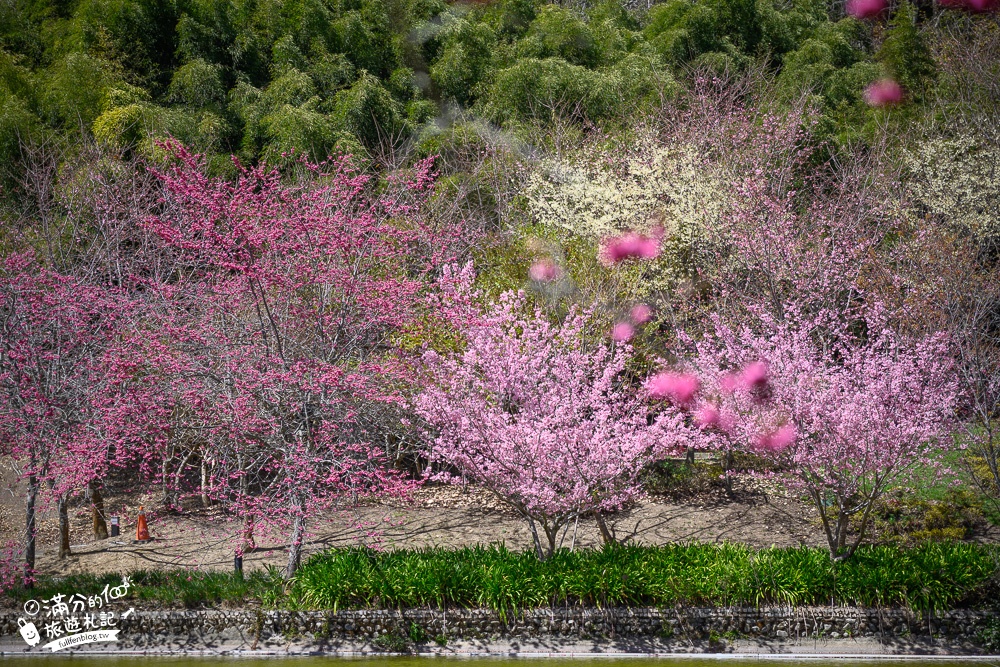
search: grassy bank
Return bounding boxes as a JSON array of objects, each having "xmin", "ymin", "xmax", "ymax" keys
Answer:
[{"xmin": 5, "ymin": 542, "xmax": 999, "ymax": 612}]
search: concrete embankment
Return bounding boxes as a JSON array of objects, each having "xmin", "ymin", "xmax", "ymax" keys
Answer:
[{"xmin": 0, "ymin": 606, "xmax": 994, "ymax": 656}]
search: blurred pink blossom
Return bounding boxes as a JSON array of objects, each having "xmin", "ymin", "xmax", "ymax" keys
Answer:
[
  {"xmin": 966, "ymin": 0, "xmax": 999, "ymax": 11},
  {"xmin": 630, "ymin": 303, "xmax": 653, "ymax": 325},
  {"xmin": 741, "ymin": 361, "xmax": 769, "ymax": 389},
  {"xmin": 941, "ymin": 0, "xmax": 998, "ymax": 10},
  {"xmin": 529, "ymin": 259, "xmax": 562, "ymax": 282},
  {"xmin": 755, "ymin": 424, "xmax": 797, "ymax": 453},
  {"xmin": 720, "ymin": 372, "xmax": 741, "ymax": 394},
  {"xmin": 600, "ymin": 233, "xmax": 660, "ymax": 265},
  {"xmin": 648, "ymin": 372, "xmax": 700, "ymax": 404},
  {"xmin": 864, "ymin": 79, "xmax": 904, "ymax": 107},
  {"xmin": 846, "ymin": 0, "xmax": 887, "ymax": 18},
  {"xmin": 694, "ymin": 403, "xmax": 720, "ymax": 428},
  {"xmin": 612, "ymin": 322, "xmax": 635, "ymax": 342}
]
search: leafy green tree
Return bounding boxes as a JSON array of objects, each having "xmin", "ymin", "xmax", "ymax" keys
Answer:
[
  {"xmin": 333, "ymin": 72, "xmax": 406, "ymax": 151},
  {"xmin": 261, "ymin": 103, "xmax": 339, "ymax": 162},
  {"xmin": 430, "ymin": 18, "xmax": 497, "ymax": 104},
  {"xmin": 482, "ymin": 0, "xmax": 538, "ymax": 40},
  {"xmin": 587, "ymin": 1, "xmax": 644, "ymax": 62},
  {"xmin": 517, "ymin": 5, "xmax": 599, "ymax": 67},
  {"xmin": 332, "ymin": 4, "xmax": 400, "ymax": 79},
  {"xmin": 776, "ymin": 18, "xmax": 875, "ymax": 106},
  {"xmin": 484, "ymin": 54, "xmax": 672, "ymax": 127},
  {"xmin": 70, "ymin": 0, "xmax": 180, "ymax": 90},
  {"xmin": 756, "ymin": 0, "xmax": 826, "ymax": 62},
  {"xmin": 0, "ymin": 0, "xmax": 45, "ymax": 64},
  {"xmin": 168, "ymin": 58, "xmax": 225, "ymax": 109},
  {"xmin": 308, "ymin": 48, "xmax": 355, "ymax": 97},
  {"xmin": 877, "ymin": 2, "xmax": 935, "ymax": 101},
  {"xmin": 0, "ymin": 51, "xmax": 41, "ymax": 191},
  {"xmin": 230, "ymin": 69, "xmax": 324, "ymax": 159},
  {"xmin": 484, "ymin": 57, "xmax": 594, "ymax": 125},
  {"xmin": 42, "ymin": 53, "xmax": 120, "ymax": 128},
  {"xmin": 643, "ymin": 0, "xmax": 762, "ymax": 68}
]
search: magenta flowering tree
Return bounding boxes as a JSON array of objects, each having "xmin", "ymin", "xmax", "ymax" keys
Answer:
[
  {"xmin": 142, "ymin": 142, "xmax": 461, "ymax": 577},
  {"xmin": 0, "ymin": 253, "xmax": 129, "ymax": 583},
  {"xmin": 675, "ymin": 310, "xmax": 958, "ymax": 559},
  {"xmin": 415, "ymin": 290, "xmax": 687, "ymax": 559}
]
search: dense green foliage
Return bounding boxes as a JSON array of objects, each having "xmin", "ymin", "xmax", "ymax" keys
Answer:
[
  {"xmin": 0, "ymin": 0, "xmax": 957, "ymax": 183},
  {"xmin": 292, "ymin": 543, "xmax": 997, "ymax": 612},
  {"xmin": 3, "ymin": 568, "xmax": 286, "ymax": 608},
  {"xmin": 6, "ymin": 542, "xmax": 996, "ymax": 612}
]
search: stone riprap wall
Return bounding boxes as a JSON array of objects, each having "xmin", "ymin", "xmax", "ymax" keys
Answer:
[{"xmin": 1, "ymin": 606, "xmax": 993, "ymax": 649}]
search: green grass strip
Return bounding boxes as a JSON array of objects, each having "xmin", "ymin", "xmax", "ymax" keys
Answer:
[
  {"xmin": 5, "ymin": 542, "xmax": 997, "ymax": 613},
  {"xmin": 291, "ymin": 542, "xmax": 1000, "ymax": 613}
]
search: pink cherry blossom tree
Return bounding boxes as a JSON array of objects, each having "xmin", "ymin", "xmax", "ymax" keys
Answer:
[
  {"xmin": 674, "ymin": 309, "xmax": 958, "ymax": 559},
  {"xmin": 13, "ymin": 140, "xmax": 188, "ymax": 543},
  {"xmin": 614, "ymin": 92, "xmax": 962, "ymax": 559},
  {"xmin": 0, "ymin": 252, "xmax": 129, "ymax": 583},
  {"xmin": 141, "ymin": 142, "xmax": 462, "ymax": 578},
  {"xmin": 415, "ymin": 289, "xmax": 688, "ymax": 560}
]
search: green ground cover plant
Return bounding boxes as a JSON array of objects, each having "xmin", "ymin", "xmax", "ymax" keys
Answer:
[
  {"xmin": 2, "ymin": 568, "xmax": 286, "ymax": 609},
  {"xmin": 4, "ymin": 543, "xmax": 997, "ymax": 613},
  {"xmin": 290, "ymin": 543, "xmax": 1000, "ymax": 613}
]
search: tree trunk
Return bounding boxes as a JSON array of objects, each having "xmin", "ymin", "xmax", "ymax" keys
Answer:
[
  {"xmin": 809, "ymin": 487, "xmax": 840, "ymax": 561},
  {"xmin": 89, "ymin": 481, "xmax": 108, "ymax": 540},
  {"xmin": 542, "ymin": 521, "xmax": 560, "ymax": 559},
  {"xmin": 171, "ymin": 448, "xmax": 194, "ymax": 510},
  {"xmin": 58, "ymin": 494, "xmax": 71, "ymax": 558},
  {"xmin": 722, "ymin": 450, "xmax": 735, "ymax": 498},
  {"xmin": 526, "ymin": 516, "xmax": 545, "ymax": 560},
  {"xmin": 241, "ymin": 514, "xmax": 256, "ymax": 553},
  {"xmin": 284, "ymin": 500, "xmax": 305, "ymax": 580},
  {"xmin": 592, "ymin": 509, "xmax": 616, "ymax": 547},
  {"xmin": 569, "ymin": 512, "xmax": 580, "ymax": 551},
  {"xmin": 24, "ymin": 475, "xmax": 37, "ymax": 588},
  {"xmin": 836, "ymin": 508, "xmax": 849, "ymax": 555},
  {"xmin": 200, "ymin": 457, "xmax": 211, "ymax": 507},
  {"xmin": 161, "ymin": 451, "xmax": 172, "ymax": 506}
]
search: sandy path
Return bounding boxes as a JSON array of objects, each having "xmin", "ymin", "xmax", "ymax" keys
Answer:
[{"xmin": 19, "ymin": 485, "xmax": 827, "ymax": 577}]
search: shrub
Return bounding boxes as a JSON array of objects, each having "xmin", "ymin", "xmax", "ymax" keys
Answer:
[{"xmin": 905, "ymin": 133, "xmax": 1000, "ymax": 246}]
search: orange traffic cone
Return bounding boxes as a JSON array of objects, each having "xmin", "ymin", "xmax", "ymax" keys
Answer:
[{"xmin": 135, "ymin": 506, "xmax": 152, "ymax": 542}]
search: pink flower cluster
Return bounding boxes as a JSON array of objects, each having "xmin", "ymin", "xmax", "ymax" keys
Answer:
[
  {"xmin": 647, "ymin": 373, "xmax": 700, "ymax": 405},
  {"xmin": 599, "ymin": 232, "xmax": 660, "ymax": 265},
  {"xmin": 611, "ymin": 304, "xmax": 654, "ymax": 342},
  {"xmin": 863, "ymin": 79, "xmax": 904, "ymax": 107},
  {"xmin": 529, "ymin": 258, "xmax": 562, "ymax": 282},
  {"xmin": 846, "ymin": 0, "xmax": 887, "ymax": 18}
]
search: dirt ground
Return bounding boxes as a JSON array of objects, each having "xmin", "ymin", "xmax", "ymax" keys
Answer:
[
  {"xmin": 0, "ymin": 481, "xmax": 827, "ymax": 577},
  {"xmin": 1, "ymin": 475, "xmax": 995, "ymax": 577}
]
